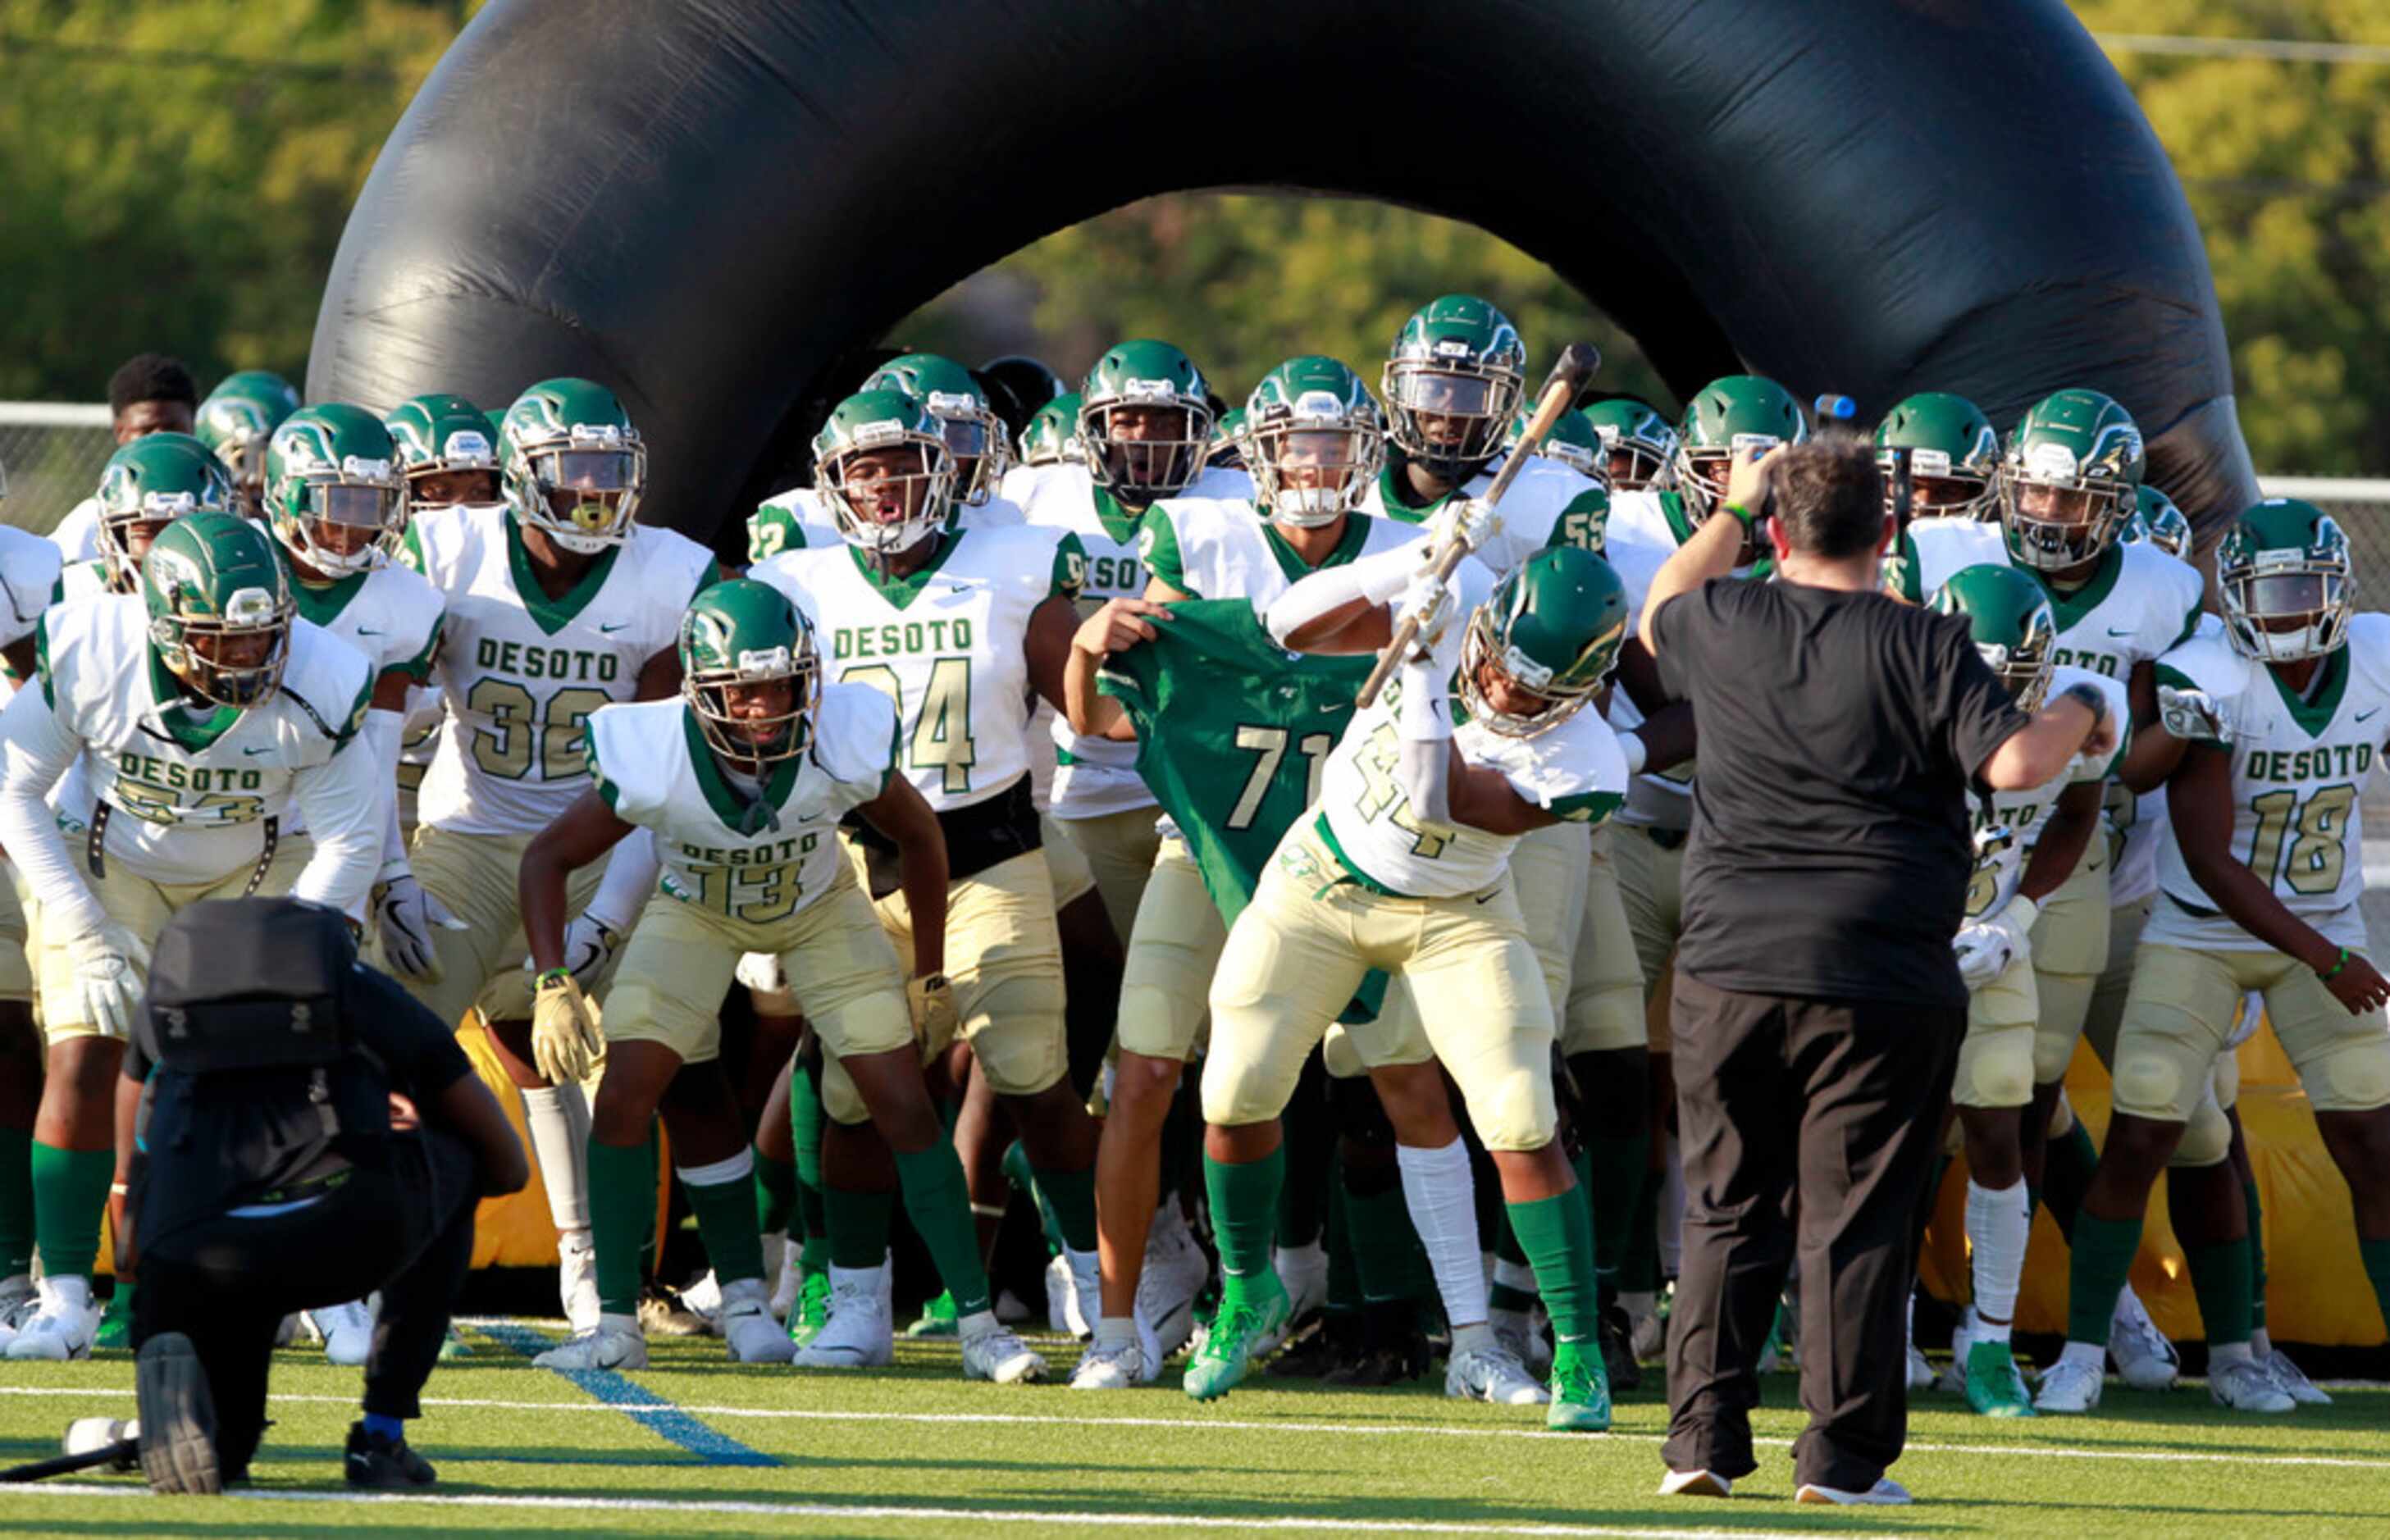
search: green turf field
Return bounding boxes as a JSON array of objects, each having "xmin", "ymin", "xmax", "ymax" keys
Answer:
[{"xmin": 2, "ymin": 1321, "xmax": 2383, "ymax": 1536}]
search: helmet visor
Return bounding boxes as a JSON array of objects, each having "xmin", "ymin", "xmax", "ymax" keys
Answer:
[
  {"xmin": 306, "ymin": 481, "xmax": 400, "ymax": 530},
  {"xmin": 538, "ymin": 449, "xmax": 636, "ymax": 493},
  {"xmin": 1905, "ymin": 472, "xmax": 1992, "ymax": 518},
  {"xmin": 2239, "ymin": 571, "xmax": 2339, "ymax": 622}
]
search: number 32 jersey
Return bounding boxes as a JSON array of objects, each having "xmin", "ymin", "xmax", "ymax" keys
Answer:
[
  {"xmin": 2147, "ymin": 614, "xmax": 2390, "ymax": 954},
  {"xmin": 399, "ymin": 505, "xmax": 718, "ymax": 836}
]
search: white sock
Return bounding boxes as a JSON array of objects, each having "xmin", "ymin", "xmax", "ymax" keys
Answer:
[
  {"xmin": 959, "ymin": 1309, "xmax": 1001, "ymax": 1340},
  {"xmin": 2250, "ymin": 1326, "xmax": 2274, "ymax": 1358},
  {"xmin": 1094, "ymin": 1315, "xmax": 1138, "ymax": 1347},
  {"xmin": 43, "ymin": 1274, "xmax": 91, "ymax": 1312},
  {"xmin": 2210, "ymin": 1340, "xmax": 2253, "ymax": 1366},
  {"xmin": 1394, "ymin": 1138, "xmax": 1489, "ymax": 1333},
  {"xmin": 1449, "ymin": 1319, "xmax": 1494, "ymax": 1355},
  {"xmin": 521, "ymin": 1082, "xmax": 593, "ymax": 1232},
  {"xmin": 2059, "ymin": 1338, "xmax": 2105, "ymax": 1369},
  {"xmin": 1964, "ymin": 1178, "xmax": 2028, "ymax": 1344}
]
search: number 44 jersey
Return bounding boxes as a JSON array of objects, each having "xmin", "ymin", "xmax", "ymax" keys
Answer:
[
  {"xmin": 399, "ymin": 504, "xmax": 718, "ymax": 836},
  {"xmin": 2149, "ymin": 612, "xmax": 2390, "ymax": 953}
]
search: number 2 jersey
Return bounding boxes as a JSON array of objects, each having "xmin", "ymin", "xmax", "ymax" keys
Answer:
[
  {"xmin": 399, "ymin": 505, "xmax": 718, "ymax": 836},
  {"xmin": 1963, "ymin": 664, "xmax": 2129, "ymax": 923},
  {"xmin": 585, "ymin": 686, "xmax": 899, "ymax": 927},
  {"xmin": 2146, "ymin": 613, "xmax": 2390, "ymax": 954}
]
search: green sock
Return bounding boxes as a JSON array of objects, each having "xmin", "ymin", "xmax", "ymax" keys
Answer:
[
  {"xmin": 1343, "ymin": 1180, "xmax": 1429, "ymax": 1305},
  {"xmin": 2242, "ymin": 1178, "xmax": 2268, "ymax": 1333},
  {"xmin": 2360, "ymin": 1238, "xmax": 2390, "ymax": 1338},
  {"xmin": 30, "ymin": 1142, "xmax": 112, "ymax": 1280},
  {"xmin": 2041, "ymin": 1120, "xmax": 2100, "ymax": 1242},
  {"xmin": 893, "ymin": 1145, "xmax": 992, "ymax": 1316},
  {"xmin": 823, "ymin": 1183, "xmax": 896, "ymax": 1272},
  {"xmin": 790, "ymin": 1064, "xmax": 829, "ymax": 1272},
  {"xmin": 753, "ymin": 1147, "xmax": 796, "ymax": 1237},
  {"xmin": 2064, "ymin": 1210, "xmax": 2144, "ymax": 1346},
  {"xmin": 1030, "ymin": 1160, "xmax": 1099, "ymax": 1254},
  {"xmin": 1584, "ymin": 1132, "xmax": 1648, "ymax": 1297},
  {"xmin": 0, "ymin": 1127, "xmax": 32, "ymax": 1275},
  {"xmin": 587, "ymin": 1138, "xmax": 657, "ymax": 1316},
  {"xmin": 2183, "ymin": 1237, "xmax": 2254, "ymax": 1348},
  {"xmin": 1002, "ymin": 1142, "xmax": 1065, "ymax": 1255},
  {"xmin": 682, "ymin": 1161, "xmax": 765, "ymax": 1286},
  {"xmin": 1324, "ymin": 1174, "xmax": 1360, "ymax": 1312},
  {"xmin": 1507, "ymin": 1189, "xmax": 1600, "ymax": 1344},
  {"xmin": 1203, "ymin": 1145, "xmax": 1284, "ymax": 1291}
]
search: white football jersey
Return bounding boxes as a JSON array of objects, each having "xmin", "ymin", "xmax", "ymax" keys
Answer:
[
  {"xmin": 399, "ymin": 505, "xmax": 718, "ymax": 836},
  {"xmin": 1902, "ymin": 519, "xmax": 2203, "ymax": 681},
  {"xmin": 2146, "ymin": 613, "xmax": 2390, "ymax": 953},
  {"xmin": 47, "ymin": 497, "xmax": 100, "ymax": 565},
  {"xmin": 1313, "ymin": 557, "xmax": 1627, "ymax": 899},
  {"xmin": 1963, "ymin": 665, "xmax": 2128, "ymax": 923},
  {"xmin": 276, "ymin": 554, "xmax": 444, "ymax": 839},
  {"xmin": 747, "ymin": 487, "xmax": 1026, "ymax": 568},
  {"xmin": 0, "ymin": 595, "xmax": 379, "ymax": 907},
  {"xmin": 1357, "ymin": 455, "xmax": 1608, "ymax": 576},
  {"xmin": 1140, "ymin": 496, "xmax": 1430, "ymax": 611},
  {"xmin": 752, "ymin": 524, "xmax": 1080, "ymax": 813},
  {"xmin": 50, "ymin": 558, "xmax": 115, "ymax": 608},
  {"xmin": 2110, "ymin": 613, "xmax": 2228, "ymax": 907},
  {"xmin": 1, "ymin": 526, "xmax": 62, "ymax": 653},
  {"xmin": 586, "ymin": 684, "xmax": 897, "ymax": 924}
]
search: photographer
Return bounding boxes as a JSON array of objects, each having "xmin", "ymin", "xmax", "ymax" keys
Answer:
[{"xmin": 116, "ymin": 899, "xmax": 527, "ymax": 1496}]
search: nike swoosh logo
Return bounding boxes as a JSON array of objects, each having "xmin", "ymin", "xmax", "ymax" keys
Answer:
[
  {"xmin": 2359, "ymin": 708, "xmax": 2381, "ymax": 723},
  {"xmin": 355, "ymin": 626, "xmax": 385, "ymax": 637},
  {"xmin": 1475, "ymin": 892, "xmax": 1496, "ymax": 905},
  {"xmin": 243, "ymin": 746, "xmax": 274, "ymax": 756},
  {"xmin": 599, "ymin": 622, "xmax": 629, "ymax": 634},
  {"xmin": 2106, "ymin": 627, "xmax": 2133, "ymax": 637}
]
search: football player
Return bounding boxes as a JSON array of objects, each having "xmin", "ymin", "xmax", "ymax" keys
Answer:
[
  {"xmin": 46, "ymin": 353, "xmax": 201, "ymax": 564},
  {"xmin": 194, "ymin": 370, "xmax": 303, "ymax": 520},
  {"xmin": 1582, "ymin": 397, "xmax": 1679, "ymax": 494},
  {"xmin": 57, "ymin": 435, "xmax": 239, "ymax": 608},
  {"xmin": 2040, "ymin": 499, "xmax": 2390, "ymax": 1415},
  {"xmin": 751, "ymin": 389, "xmax": 1106, "ymax": 1366},
  {"xmin": 392, "ymin": 377, "xmax": 718, "ymax": 1333},
  {"xmin": 1186, "ymin": 541, "xmax": 1632, "ymax": 1433},
  {"xmin": 0, "ymin": 513, "xmax": 381, "ymax": 1360},
  {"xmin": 1009, "ymin": 392, "xmax": 1085, "ymax": 476}
]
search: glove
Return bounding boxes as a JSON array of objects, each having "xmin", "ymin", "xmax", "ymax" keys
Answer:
[
  {"xmin": 907, "ymin": 973, "xmax": 958, "ymax": 1050},
  {"xmin": 372, "ymin": 873, "xmax": 464, "ymax": 982},
  {"xmin": 1395, "ymin": 570, "xmax": 1457, "ymax": 662},
  {"xmin": 2226, "ymin": 989, "xmax": 2266, "ymax": 1050},
  {"xmin": 531, "ymin": 971, "xmax": 604, "ymax": 1086},
  {"xmin": 1952, "ymin": 895, "xmax": 2037, "ymax": 991},
  {"xmin": 68, "ymin": 923, "xmax": 151, "ymax": 1040},
  {"xmin": 1430, "ymin": 497, "xmax": 1501, "ymax": 556},
  {"xmin": 524, "ymin": 914, "xmax": 620, "ymax": 991},
  {"xmin": 2157, "ymin": 683, "xmax": 2229, "ymax": 742},
  {"xmin": 735, "ymin": 951, "xmax": 789, "ymax": 996}
]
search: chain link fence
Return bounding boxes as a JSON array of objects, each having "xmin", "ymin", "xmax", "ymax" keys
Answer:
[{"xmin": 0, "ymin": 404, "xmax": 114, "ymax": 538}]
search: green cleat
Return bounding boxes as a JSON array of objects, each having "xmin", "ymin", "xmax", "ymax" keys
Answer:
[
  {"xmin": 787, "ymin": 1270, "xmax": 832, "ymax": 1346},
  {"xmin": 1546, "ymin": 1341, "xmax": 1613, "ymax": 1433},
  {"xmin": 1182, "ymin": 1275, "xmax": 1289, "ymax": 1402},
  {"xmin": 907, "ymin": 1288, "xmax": 960, "ymax": 1338},
  {"xmin": 1964, "ymin": 1337, "xmax": 2037, "ymax": 1419},
  {"xmin": 437, "ymin": 1326, "xmax": 472, "ymax": 1361},
  {"xmin": 95, "ymin": 1287, "xmax": 135, "ymax": 1351}
]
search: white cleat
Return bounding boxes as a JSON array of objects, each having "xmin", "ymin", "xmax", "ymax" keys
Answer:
[
  {"xmin": 533, "ymin": 1315, "xmax": 647, "ymax": 1370},
  {"xmin": 1489, "ymin": 1306, "xmax": 1553, "ymax": 1378},
  {"xmin": 308, "ymin": 1301, "xmax": 376, "ymax": 1367},
  {"xmin": 962, "ymin": 1324, "xmax": 1048, "ymax": 1384},
  {"xmin": 1275, "ymin": 1239, "xmax": 1330, "ymax": 1324},
  {"xmin": 1068, "ymin": 1337, "xmax": 1151, "ymax": 1390},
  {"xmin": 1797, "ymin": 1477, "xmax": 1913, "ymax": 1506},
  {"xmin": 759, "ymin": 1231, "xmax": 788, "ymax": 1319},
  {"xmin": 3, "ymin": 1293, "xmax": 98, "ymax": 1361},
  {"xmin": 1936, "ymin": 1309, "xmax": 1975, "ymax": 1395},
  {"xmin": 559, "ymin": 1228, "xmax": 602, "ymax": 1335},
  {"xmin": 1044, "ymin": 1254, "xmax": 1084, "ymax": 1337},
  {"xmin": 273, "ymin": 1312, "xmax": 303, "ymax": 1349},
  {"xmin": 1658, "ymin": 1468, "xmax": 1732, "ymax": 1499},
  {"xmin": 2108, "ymin": 1287, "xmax": 2179, "ymax": 1391},
  {"xmin": 719, "ymin": 1278, "xmax": 796, "ymax": 1365},
  {"xmin": 0, "ymin": 1277, "xmax": 37, "ymax": 1352},
  {"xmin": 1138, "ymin": 1209, "xmax": 1211, "ymax": 1357},
  {"xmin": 2260, "ymin": 1347, "xmax": 2333, "ymax": 1406},
  {"xmin": 1628, "ymin": 1304, "xmax": 1665, "ymax": 1365},
  {"xmin": 2209, "ymin": 1355, "xmax": 2296, "ymax": 1413},
  {"xmin": 1063, "ymin": 1246, "xmax": 1104, "ymax": 1346},
  {"xmin": 793, "ymin": 1266, "xmax": 894, "ymax": 1369},
  {"xmin": 1446, "ymin": 1344, "xmax": 1550, "ymax": 1406},
  {"xmin": 2033, "ymin": 1356, "xmax": 2104, "ymax": 1415},
  {"xmin": 680, "ymin": 1269, "xmax": 725, "ymax": 1335}
]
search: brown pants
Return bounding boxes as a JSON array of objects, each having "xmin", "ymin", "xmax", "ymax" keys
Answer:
[{"xmin": 1663, "ymin": 970, "xmax": 1960, "ymax": 1492}]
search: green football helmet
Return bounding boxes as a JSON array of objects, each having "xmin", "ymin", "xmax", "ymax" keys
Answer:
[
  {"xmin": 194, "ymin": 370, "xmax": 301, "ymax": 505},
  {"xmin": 1079, "ymin": 340, "xmax": 1213, "ymax": 499},
  {"xmin": 1874, "ymin": 391, "xmax": 2000, "ymax": 522},
  {"xmin": 1930, "ymin": 562, "xmax": 2058, "ymax": 712},
  {"xmin": 94, "ymin": 433, "xmax": 238, "ymax": 590},
  {"xmin": 385, "ymin": 392, "xmax": 500, "ymax": 508},
  {"xmin": 1020, "ymin": 392, "xmax": 1084, "ymax": 469},
  {"xmin": 500, "ymin": 377, "xmax": 647, "ymax": 554},
  {"xmin": 1997, "ymin": 388, "xmax": 2144, "ymax": 572},
  {"xmin": 1206, "ymin": 407, "xmax": 1248, "ymax": 473},
  {"xmin": 1381, "ymin": 294, "xmax": 1527, "ymax": 483},
  {"xmin": 142, "ymin": 511, "xmax": 294, "ymax": 708},
  {"xmin": 1243, "ymin": 357, "xmax": 1384, "ymax": 528},
  {"xmin": 2217, "ymin": 498, "xmax": 2352, "ymax": 664},
  {"xmin": 2126, "ymin": 484, "xmax": 2192, "ymax": 560},
  {"xmin": 1503, "ymin": 402, "xmax": 1603, "ymax": 481},
  {"xmin": 864, "ymin": 353, "xmax": 1014, "ymax": 508},
  {"xmin": 1581, "ymin": 398, "xmax": 1677, "ymax": 492},
  {"xmin": 1459, "ymin": 546, "xmax": 1629, "ymax": 737},
  {"xmin": 679, "ymin": 578, "xmax": 821, "ymax": 764},
  {"xmin": 264, "ymin": 403, "xmax": 405, "ymax": 578},
  {"xmin": 1673, "ymin": 375, "xmax": 1808, "ymax": 525},
  {"xmin": 813, "ymin": 389, "xmax": 955, "ymax": 561}
]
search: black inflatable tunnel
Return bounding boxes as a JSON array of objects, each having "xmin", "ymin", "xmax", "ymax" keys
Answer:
[{"xmin": 308, "ymin": 0, "xmax": 2258, "ymax": 557}]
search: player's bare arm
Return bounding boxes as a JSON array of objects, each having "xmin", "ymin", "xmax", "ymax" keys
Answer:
[
  {"xmin": 635, "ymin": 644, "xmax": 682, "ymax": 701},
  {"xmin": 1442, "ymin": 746, "xmax": 1560, "ymax": 836},
  {"xmin": 852, "ymin": 773, "xmax": 951, "ymax": 980},
  {"xmin": 2112, "ymin": 658, "xmax": 2177, "ymax": 793},
  {"xmin": 1024, "ymin": 592, "xmax": 1082, "ymax": 713},
  {"xmin": 1065, "ymin": 597, "xmax": 1173, "ymax": 740},
  {"xmin": 517, "ymin": 789, "xmax": 635, "ymax": 977},
  {"xmin": 2016, "ymin": 778, "xmax": 2101, "ymax": 904}
]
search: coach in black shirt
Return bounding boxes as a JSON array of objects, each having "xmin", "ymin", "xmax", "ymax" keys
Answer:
[{"xmin": 1637, "ymin": 435, "xmax": 2114, "ymax": 1506}]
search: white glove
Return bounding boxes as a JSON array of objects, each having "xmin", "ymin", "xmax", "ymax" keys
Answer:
[
  {"xmin": 69, "ymin": 923, "xmax": 153, "ymax": 1040},
  {"xmin": 734, "ymin": 951, "xmax": 788, "ymax": 996},
  {"xmin": 1430, "ymin": 497, "xmax": 1501, "ymax": 555},
  {"xmin": 1952, "ymin": 895, "xmax": 2037, "ymax": 991},
  {"xmin": 2157, "ymin": 683, "xmax": 2229, "ymax": 743},
  {"xmin": 1395, "ymin": 570, "xmax": 1457, "ymax": 661},
  {"xmin": 525, "ymin": 914, "xmax": 621, "ymax": 991},
  {"xmin": 372, "ymin": 873, "xmax": 464, "ymax": 982},
  {"xmin": 2226, "ymin": 989, "xmax": 2265, "ymax": 1050}
]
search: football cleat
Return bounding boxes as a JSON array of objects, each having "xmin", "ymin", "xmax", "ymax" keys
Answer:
[
  {"xmin": 2210, "ymin": 1355, "xmax": 2296, "ymax": 1413},
  {"xmin": 1064, "ymin": 1246, "xmax": 1104, "ymax": 1344},
  {"xmin": 678, "ymin": 1269, "xmax": 724, "ymax": 1333},
  {"xmin": 2109, "ymin": 1287, "xmax": 2180, "ymax": 1390},
  {"xmin": 1490, "ymin": 1305, "xmax": 1553, "ymax": 1377},
  {"xmin": 792, "ymin": 1267, "xmax": 894, "ymax": 1369},
  {"xmin": 1628, "ymin": 1298, "xmax": 1666, "ymax": 1364},
  {"xmin": 1183, "ymin": 1275, "xmax": 1290, "ymax": 1402},
  {"xmin": 345, "ymin": 1419, "xmax": 437, "ymax": 1489},
  {"xmin": 962, "ymin": 1323, "xmax": 1047, "ymax": 1385},
  {"xmin": 719, "ymin": 1278, "xmax": 796, "ymax": 1365},
  {"xmin": 1599, "ymin": 1303, "xmax": 1643, "ymax": 1394},
  {"xmin": 2261, "ymin": 1347, "xmax": 2333, "ymax": 1406},
  {"xmin": 1138, "ymin": 1207, "xmax": 1211, "ymax": 1357},
  {"xmin": 906, "ymin": 1288, "xmax": 960, "ymax": 1338},
  {"xmin": 96, "ymin": 1287, "xmax": 135, "ymax": 1351},
  {"xmin": 0, "ymin": 1274, "xmax": 37, "ymax": 1351},
  {"xmin": 764, "ymin": 1235, "xmax": 795, "ymax": 1320},
  {"xmin": 532, "ymin": 1317, "xmax": 647, "ymax": 1370},
  {"xmin": 5, "ymin": 1291, "xmax": 98, "ymax": 1361},
  {"xmin": 308, "ymin": 1301, "xmax": 376, "ymax": 1367},
  {"xmin": 1275, "ymin": 1239, "xmax": 1330, "ymax": 1326},
  {"xmin": 1446, "ymin": 1342, "xmax": 1549, "ymax": 1406},
  {"xmin": 559, "ymin": 1228, "xmax": 601, "ymax": 1335},
  {"xmin": 787, "ymin": 1269, "xmax": 832, "ymax": 1346},
  {"xmin": 1963, "ymin": 1338, "xmax": 2036, "ymax": 1418},
  {"xmin": 1266, "ymin": 1310, "xmax": 1359, "ymax": 1379},
  {"xmin": 1936, "ymin": 1307, "xmax": 1976, "ymax": 1395},
  {"xmin": 1045, "ymin": 1253, "xmax": 1086, "ymax": 1338},
  {"xmin": 1069, "ymin": 1337, "xmax": 1152, "ymax": 1391},
  {"xmin": 1545, "ymin": 1341, "xmax": 1612, "ymax": 1433},
  {"xmin": 2033, "ymin": 1356, "xmax": 2104, "ymax": 1415}
]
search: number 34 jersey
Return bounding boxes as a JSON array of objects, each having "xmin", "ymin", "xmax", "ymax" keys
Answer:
[
  {"xmin": 586, "ymin": 686, "xmax": 899, "ymax": 926},
  {"xmin": 752, "ymin": 526, "xmax": 1084, "ymax": 813},
  {"xmin": 2148, "ymin": 613, "xmax": 2390, "ymax": 954},
  {"xmin": 399, "ymin": 505, "xmax": 718, "ymax": 836}
]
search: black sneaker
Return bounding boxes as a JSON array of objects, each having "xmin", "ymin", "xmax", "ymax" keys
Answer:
[
  {"xmin": 1600, "ymin": 1304, "xmax": 1643, "ymax": 1394},
  {"xmin": 345, "ymin": 1421, "xmax": 437, "ymax": 1489},
  {"xmin": 1266, "ymin": 1309, "xmax": 1360, "ymax": 1378},
  {"xmin": 1323, "ymin": 1300, "xmax": 1430, "ymax": 1386},
  {"xmin": 135, "ymin": 1333, "xmax": 221, "ymax": 1496}
]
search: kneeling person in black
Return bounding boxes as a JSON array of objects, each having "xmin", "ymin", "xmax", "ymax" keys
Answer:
[{"xmin": 117, "ymin": 898, "xmax": 527, "ymax": 1494}]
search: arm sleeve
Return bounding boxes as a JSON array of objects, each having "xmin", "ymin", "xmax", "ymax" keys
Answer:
[
  {"xmin": 288, "ymin": 737, "xmax": 386, "ymax": 918},
  {"xmin": 581, "ymin": 826, "xmax": 659, "ymax": 933},
  {"xmin": 0, "ymin": 680, "xmax": 106, "ymax": 938},
  {"xmin": 355, "ymin": 708, "xmax": 412, "ymax": 882},
  {"xmin": 1934, "ymin": 617, "xmax": 2032, "ymax": 787},
  {"xmin": 1265, "ymin": 540, "xmax": 1423, "ymax": 646}
]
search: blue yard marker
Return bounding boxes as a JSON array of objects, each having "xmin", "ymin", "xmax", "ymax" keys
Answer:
[{"xmin": 472, "ymin": 1319, "xmax": 779, "ymax": 1468}]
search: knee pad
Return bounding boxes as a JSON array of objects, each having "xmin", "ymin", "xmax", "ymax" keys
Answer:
[{"xmin": 2169, "ymin": 1092, "xmax": 2231, "ymax": 1169}]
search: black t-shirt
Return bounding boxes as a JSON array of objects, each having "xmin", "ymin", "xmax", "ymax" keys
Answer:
[{"xmin": 1653, "ymin": 576, "xmax": 2029, "ymax": 1009}]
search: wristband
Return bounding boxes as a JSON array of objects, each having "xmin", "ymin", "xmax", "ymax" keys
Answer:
[
  {"xmin": 536, "ymin": 967, "xmax": 573, "ymax": 990},
  {"xmin": 1719, "ymin": 500, "xmax": 1760, "ymax": 530},
  {"xmin": 2319, "ymin": 947, "xmax": 2351, "ymax": 983},
  {"xmin": 2059, "ymin": 681, "xmax": 2110, "ymax": 727},
  {"xmin": 1617, "ymin": 731, "xmax": 1649, "ymax": 776}
]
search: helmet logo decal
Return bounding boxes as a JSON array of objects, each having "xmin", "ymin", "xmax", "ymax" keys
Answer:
[
  {"xmin": 1909, "ymin": 449, "xmax": 1952, "ymax": 476},
  {"xmin": 1119, "ymin": 377, "xmax": 1178, "ymax": 402},
  {"xmin": 850, "ymin": 419, "xmax": 905, "ymax": 447},
  {"xmin": 1729, "ymin": 433, "xmax": 1781, "ymax": 453},
  {"xmin": 2024, "ymin": 441, "xmax": 2079, "ymax": 480},
  {"xmin": 1293, "ymin": 390, "xmax": 1346, "ymax": 419},
  {"xmin": 733, "ymin": 645, "xmax": 794, "ymax": 678},
  {"xmin": 221, "ymin": 587, "xmax": 279, "ymax": 626},
  {"xmin": 1500, "ymin": 644, "xmax": 1556, "ymax": 690},
  {"xmin": 440, "ymin": 430, "xmax": 492, "ymax": 462},
  {"xmin": 340, "ymin": 455, "xmax": 394, "ymax": 481},
  {"xmin": 925, "ymin": 391, "xmax": 975, "ymax": 415}
]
